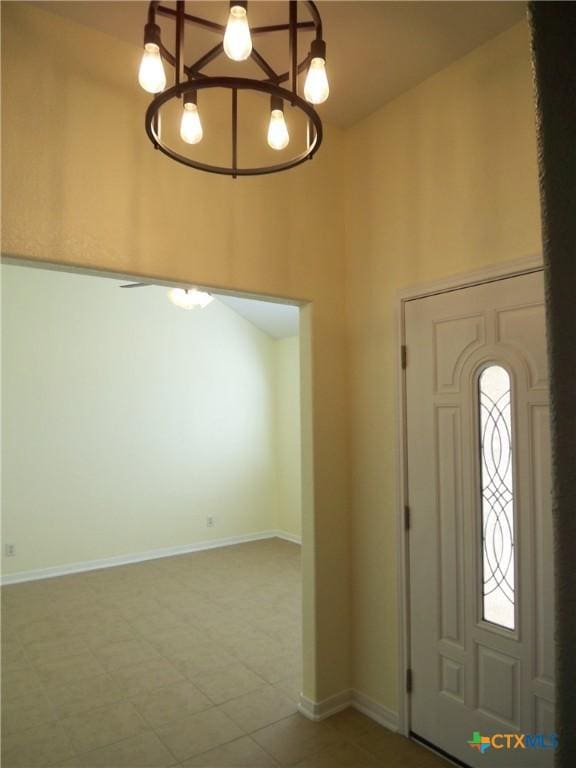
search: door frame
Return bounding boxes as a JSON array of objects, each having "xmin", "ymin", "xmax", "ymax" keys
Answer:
[{"xmin": 394, "ymin": 254, "xmax": 544, "ymax": 737}]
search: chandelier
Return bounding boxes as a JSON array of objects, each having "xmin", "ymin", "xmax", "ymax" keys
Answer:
[{"xmin": 138, "ymin": 1, "xmax": 329, "ymax": 177}]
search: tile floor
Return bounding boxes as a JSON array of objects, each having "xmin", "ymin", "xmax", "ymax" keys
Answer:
[{"xmin": 1, "ymin": 539, "xmax": 450, "ymax": 767}]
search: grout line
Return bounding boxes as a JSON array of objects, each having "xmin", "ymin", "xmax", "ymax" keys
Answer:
[{"xmin": 2, "ymin": 541, "xmax": 304, "ymax": 765}]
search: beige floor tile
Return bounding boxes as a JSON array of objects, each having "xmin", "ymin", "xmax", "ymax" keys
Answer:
[
  {"xmin": 1, "ymin": 689, "xmax": 56, "ymax": 735},
  {"xmin": 324, "ymin": 708, "xmax": 378, "ymax": 740},
  {"xmin": 61, "ymin": 699, "xmax": 149, "ymax": 753},
  {"xmin": 243, "ymin": 652, "xmax": 301, "ymax": 684},
  {"xmin": 112, "ymin": 596, "xmax": 166, "ymax": 621},
  {"xmin": 173, "ymin": 643, "xmax": 237, "ymax": 677},
  {"xmin": 145, "ymin": 627, "xmax": 207, "ymax": 657},
  {"xmin": 56, "ymin": 731, "xmax": 177, "ymax": 768},
  {"xmin": 131, "ymin": 680, "xmax": 212, "ymax": 729},
  {"xmin": 156, "ymin": 707, "xmax": 243, "ymax": 762},
  {"xmin": 18, "ymin": 619, "xmax": 74, "ymax": 645},
  {"xmin": 113, "ymin": 657, "xmax": 184, "ymax": 696},
  {"xmin": 192, "ymin": 662, "xmax": 268, "ymax": 705},
  {"xmin": 235, "ymin": 630, "xmax": 292, "ymax": 655},
  {"xmin": 92, "ymin": 637, "xmax": 161, "ymax": 671},
  {"xmin": 128, "ymin": 609, "xmax": 188, "ymax": 637},
  {"xmin": 351, "ymin": 726, "xmax": 413, "ymax": 758},
  {"xmin": 219, "ymin": 685, "xmax": 297, "ymax": 733},
  {"xmin": 273, "ymin": 674, "xmax": 302, "ymax": 704},
  {"xmin": 1, "ymin": 641, "xmax": 29, "ymax": 670},
  {"xmin": 2, "ymin": 664, "xmax": 43, "ymax": 700},
  {"xmin": 25, "ymin": 636, "xmax": 91, "ymax": 665},
  {"xmin": 205, "ymin": 622, "xmax": 265, "ymax": 648},
  {"xmin": 1, "ymin": 621, "xmax": 22, "ymax": 644},
  {"xmin": 351, "ymin": 728, "xmax": 451, "ymax": 766},
  {"xmin": 290, "ymin": 741, "xmax": 381, "ymax": 767},
  {"xmin": 385, "ymin": 744, "xmax": 452, "ymax": 768},
  {"xmin": 251, "ymin": 713, "xmax": 343, "ymax": 767},
  {"xmin": 43, "ymin": 673, "xmax": 127, "ymax": 719},
  {"xmin": 181, "ymin": 735, "xmax": 280, "ymax": 767},
  {"xmin": 2, "ymin": 539, "xmax": 304, "ymax": 763},
  {"xmin": 35, "ymin": 651, "xmax": 106, "ymax": 688},
  {"xmin": 58, "ymin": 608, "xmax": 117, "ymax": 637},
  {"xmin": 1, "ymin": 721, "xmax": 74, "ymax": 767},
  {"xmin": 83, "ymin": 620, "xmax": 137, "ymax": 650}
]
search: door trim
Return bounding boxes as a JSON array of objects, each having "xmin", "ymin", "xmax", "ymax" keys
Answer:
[{"xmin": 394, "ymin": 254, "xmax": 544, "ymax": 737}]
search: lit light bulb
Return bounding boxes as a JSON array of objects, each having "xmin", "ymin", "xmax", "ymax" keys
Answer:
[
  {"xmin": 138, "ymin": 42, "xmax": 166, "ymax": 94},
  {"xmin": 304, "ymin": 58, "xmax": 329, "ymax": 104},
  {"xmin": 180, "ymin": 102, "xmax": 203, "ymax": 144},
  {"xmin": 267, "ymin": 100, "xmax": 289, "ymax": 151},
  {"xmin": 223, "ymin": 3, "xmax": 252, "ymax": 61},
  {"xmin": 168, "ymin": 288, "xmax": 214, "ymax": 310},
  {"xmin": 304, "ymin": 39, "xmax": 329, "ymax": 104}
]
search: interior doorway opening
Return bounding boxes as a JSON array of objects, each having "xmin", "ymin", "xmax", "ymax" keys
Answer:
[{"xmin": 1, "ymin": 258, "xmax": 310, "ymax": 723}]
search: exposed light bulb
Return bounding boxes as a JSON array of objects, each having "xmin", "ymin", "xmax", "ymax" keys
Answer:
[
  {"xmin": 223, "ymin": 4, "xmax": 252, "ymax": 61},
  {"xmin": 180, "ymin": 103, "xmax": 203, "ymax": 144},
  {"xmin": 304, "ymin": 57, "xmax": 329, "ymax": 104},
  {"xmin": 267, "ymin": 109, "xmax": 289, "ymax": 151},
  {"xmin": 168, "ymin": 288, "xmax": 214, "ymax": 310},
  {"xmin": 138, "ymin": 42, "xmax": 166, "ymax": 94}
]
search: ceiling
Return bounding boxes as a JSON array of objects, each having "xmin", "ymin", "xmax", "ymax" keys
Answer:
[
  {"xmin": 119, "ymin": 281, "xmax": 299, "ymax": 338},
  {"xmin": 33, "ymin": 1, "xmax": 525, "ymax": 128},
  {"xmin": 216, "ymin": 295, "xmax": 299, "ymax": 339}
]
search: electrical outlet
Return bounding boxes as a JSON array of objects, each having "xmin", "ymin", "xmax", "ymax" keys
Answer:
[
  {"xmin": 5, "ymin": 544, "xmax": 16, "ymax": 557},
  {"xmin": 206, "ymin": 515, "xmax": 215, "ymax": 528}
]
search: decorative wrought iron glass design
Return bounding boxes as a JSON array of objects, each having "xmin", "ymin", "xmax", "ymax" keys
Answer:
[{"xmin": 478, "ymin": 365, "xmax": 515, "ymax": 630}]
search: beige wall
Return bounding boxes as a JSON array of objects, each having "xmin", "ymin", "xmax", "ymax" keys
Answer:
[
  {"xmin": 2, "ymin": 264, "xmax": 301, "ymax": 576},
  {"xmin": 1, "ymin": 2, "xmax": 350, "ymax": 702},
  {"xmin": 344, "ymin": 21, "xmax": 541, "ymax": 711},
  {"xmin": 275, "ymin": 337, "xmax": 302, "ymax": 539}
]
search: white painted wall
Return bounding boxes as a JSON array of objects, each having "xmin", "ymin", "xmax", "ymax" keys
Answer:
[
  {"xmin": 275, "ymin": 337, "xmax": 302, "ymax": 538},
  {"xmin": 1, "ymin": 264, "xmax": 301, "ymax": 577}
]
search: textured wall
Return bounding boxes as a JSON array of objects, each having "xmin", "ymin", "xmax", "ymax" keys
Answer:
[
  {"xmin": 275, "ymin": 337, "xmax": 302, "ymax": 539},
  {"xmin": 529, "ymin": 3, "xmax": 576, "ymax": 763},
  {"xmin": 2, "ymin": 264, "xmax": 291, "ymax": 576},
  {"xmin": 1, "ymin": 2, "xmax": 350, "ymax": 703},
  {"xmin": 344, "ymin": 21, "xmax": 541, "ymax": 711}
]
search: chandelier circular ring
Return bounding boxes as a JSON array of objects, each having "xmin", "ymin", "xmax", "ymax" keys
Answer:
[
  {"xmin": 146, "ymin": 78, "xmax": 323, "ymax": 176},
  {"xmin": 139, "ymin": 1, "xmax": 329, "ymax": 177}
]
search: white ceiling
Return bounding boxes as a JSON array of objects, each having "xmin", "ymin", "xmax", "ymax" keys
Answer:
[
  {"xmin": 117, "ymin": 280, "xmax": 300, "ymax": 338},
  {"xmin": 32, "ymin": 0, "xmax": 525, "ymax": 128},
  {"xmin": 216, "ymin": 295, "xmax": 299, "ymax": 339}
]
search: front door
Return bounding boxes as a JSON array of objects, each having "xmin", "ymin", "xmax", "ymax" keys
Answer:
[{"xmin": 405, "ymin": 270, "xmax": 555, "ymax": 767}]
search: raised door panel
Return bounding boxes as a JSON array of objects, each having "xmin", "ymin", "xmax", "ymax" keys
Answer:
[
  {"xmin": 434, "ymin": 315, "xmax": 485, "ymax": 394},
  {"xmin": 436, "ymin": 406, "xmax": 465, "ymax": 648},
  {"xmin": 497, "ymin": 305, "xmax": 548, "ymax": 389}
]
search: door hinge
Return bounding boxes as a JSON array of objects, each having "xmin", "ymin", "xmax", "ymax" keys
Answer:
[
  {"xmin": 404, "ymin": 505, "xmax": 410, "ymax": 531},
  {"xmin": 406, "ymin": 667, "xmax": 413, "ymax": 693},
  {"xmin": 401, "ymin": 344, "xmax": 407, "ymax": 369}
]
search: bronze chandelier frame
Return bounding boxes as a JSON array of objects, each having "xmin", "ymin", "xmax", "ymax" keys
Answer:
[{"xmin": 142, "ymin": 0, "xmax": 325, "ymax": 177}]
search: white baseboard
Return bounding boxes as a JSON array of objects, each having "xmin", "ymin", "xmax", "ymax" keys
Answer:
[
  {"xmin": 0, "ymin": 529, "xmax": 300, "ymax": 585},
  {"xmin": 351, "ymin": 690, "xmax": 399, "ymax": 732},
  {"xmin": 273, "ymin": 530, "xmax": 302, "ymax": 545},
  {"xmin": 298, "ymin": 690, "xmax": 353, "ymax": 721},
  {"xmin": 299, "ymin": 689, "xmax": 399, "ymax": 732}
]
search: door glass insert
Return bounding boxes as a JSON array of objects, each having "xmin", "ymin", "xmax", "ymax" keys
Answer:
[{"xmin": 478, "ymin": 365, "xmax": 515, "ymax": 630}]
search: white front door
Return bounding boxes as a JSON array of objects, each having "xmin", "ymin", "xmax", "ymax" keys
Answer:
[{"xmin": 405, "ymin": 271, "xmax": 555, "ymax": 767}]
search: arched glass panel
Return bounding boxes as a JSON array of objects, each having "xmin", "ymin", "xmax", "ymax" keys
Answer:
[{"xmin": 478, "ymin": 365, "xmax": 515, "ymax": 630}]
